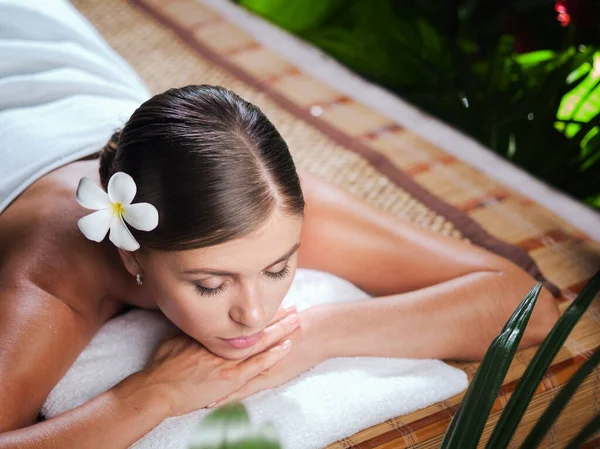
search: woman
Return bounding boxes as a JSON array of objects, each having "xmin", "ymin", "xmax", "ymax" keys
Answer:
[
  {"xmin": 0, "ymin": 83, "xmax": 561, "ymax": 447},
  {"xmin": 0, "ymin": 3, "xmax": 560, "ymax": 448}
]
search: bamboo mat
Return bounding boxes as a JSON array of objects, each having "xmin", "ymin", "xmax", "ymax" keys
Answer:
[{"xmin": 72, "ymin": 0, "xmax": 600, "ymax": 447}]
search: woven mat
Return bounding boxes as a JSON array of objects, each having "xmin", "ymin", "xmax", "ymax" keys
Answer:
[{"xmin": 73, "ymin": 0, "xmax": 600, "ymax": 447}]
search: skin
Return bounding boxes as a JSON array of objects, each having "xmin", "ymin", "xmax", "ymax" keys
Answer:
[
  {"xmin": 118, "ymin": 208, "xmax": 304, "ymax": 360},
  {"xmin": 0, "ymin": 156, "xmax": 561, "ymax": 437}
]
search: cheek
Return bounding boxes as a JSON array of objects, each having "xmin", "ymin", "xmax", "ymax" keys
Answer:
[
  {"xmin": 153, "ymin": 284, "xmax": 225, "ymax": 340},
  {"xmin": 268, "ymin": 265, "xmax": 298, "ymax": 307}
]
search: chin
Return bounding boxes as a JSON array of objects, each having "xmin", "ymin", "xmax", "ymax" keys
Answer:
[{"xmin": 208, "ymin": 339, "xmax": 255, "ymax": 360}]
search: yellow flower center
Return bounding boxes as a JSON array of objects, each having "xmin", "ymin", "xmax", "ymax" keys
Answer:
[{"xmin": 112, "ymin": 202, "xmax": 125, "ymax": 217}]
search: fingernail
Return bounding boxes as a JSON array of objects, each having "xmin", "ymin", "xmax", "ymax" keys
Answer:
[
  {"xmin": 287, "ymin": 313, "xmax": 299, "ymax": 325},
  {"xmin": 281, "ymin": 339, "xmax": 292, "ymax": 349}
]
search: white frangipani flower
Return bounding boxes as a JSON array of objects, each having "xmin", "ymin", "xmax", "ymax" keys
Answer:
[{"xmin": 75, "ymin": 172, "xmax": 159, "ymax": 251}]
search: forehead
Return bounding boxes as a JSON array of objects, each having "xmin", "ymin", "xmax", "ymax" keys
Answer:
[{"xmin": 168, "ymin": 212, "xmax": 304, "ymax": 272}]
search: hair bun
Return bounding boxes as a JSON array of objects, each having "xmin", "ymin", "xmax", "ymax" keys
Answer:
[{"xmin": 99, "ymin": 129, "xmax": 122, "ymax": 190}]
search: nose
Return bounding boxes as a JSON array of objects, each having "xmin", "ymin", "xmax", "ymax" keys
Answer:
[{"xmin": 229, "ymin": 281, "xmax": 266, "ymax": 329}]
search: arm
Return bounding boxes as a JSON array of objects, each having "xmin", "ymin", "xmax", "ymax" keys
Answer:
[
  {"xmin": 0, "ymin": 282, "xmax": 170, "ymax": 447},
  {"xmin": 203, "ymin": 270, "xmax": 559, "ymax": 408},
  {"xmin": 297, "ymin": 169, "xmax": 561, "ymax": 361},
  {"xmin": 307, "ymin": 266, "xmax": 558, "ymax": 362},
  {"xmin": 0, "ymin": 375, "xmax": 170, "ymax": 449}
]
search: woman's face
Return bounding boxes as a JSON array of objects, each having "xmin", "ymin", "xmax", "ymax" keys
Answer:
[{"xmin": 141, "ymin": 210, "xmax": 304, "ymax": 360}]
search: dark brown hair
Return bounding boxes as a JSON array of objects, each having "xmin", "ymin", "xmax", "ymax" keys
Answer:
[{"xmin": 98, "ymin": 85, "xmax": 305, "ymax": 251}]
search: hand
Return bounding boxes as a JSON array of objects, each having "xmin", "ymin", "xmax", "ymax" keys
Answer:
[
  {"xmin": 135, "ymin": 305, "xmax": 301, "ymax": 417},
  {"xmin": 207, "ymin": 306, "xmax": 328, "ymax": 408}
]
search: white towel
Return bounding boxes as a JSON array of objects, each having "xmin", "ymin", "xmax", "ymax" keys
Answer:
[
  {"xmin": 0, "ymin": 0, "xmax": 150, "ymax": 215},
  {"xmin": 42, "ymin": 269, "xmax": 468, "ymax": 449}
]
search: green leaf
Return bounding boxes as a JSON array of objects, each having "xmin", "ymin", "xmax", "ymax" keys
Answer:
[
  {"xmin": 519, "ymin": 346, "xmax": 600, "ymax": 448},
  {"xmin": 486, "ymin": 270, "xmax": 600, "ymax": 449},
  {"xmin": 580, "ymin": 126, "xmax": 600, "ymax": 170},
  {"xmin": 189, "ymin": 402, "xmax": 281, "ymax": 449},
  {"xmin": 440, "ymin": 283, "xmax": 543, "ymax": 449},
  {"xmin": 585, "ymin": 194, "xmax": 600, "ymax": 207},
  {"xmin": 567, "ymin": 61, "xmax": 593, "ymax": 85},
  {"xmin": 515, "ymin": 50, "xmax": 556, "ymax": 68},
  {"xmin": 238, "ymin": 0, "xmax": 344, "ymax": 33},
  {"xmin": 557, "ymin": 59, "xmax": 600, "ymax": 138}
]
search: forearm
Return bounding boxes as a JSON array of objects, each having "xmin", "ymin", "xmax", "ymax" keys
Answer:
[
  {"xmin": 0, "ymin": 373, "xmax": 170, "ymax": 449},
  {"xmin": 312, "ymin": 268, "xmax": 560, "ymax": 362}
]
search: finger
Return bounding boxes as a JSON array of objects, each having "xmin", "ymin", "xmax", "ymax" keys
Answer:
[
  {"xmin": 267, "ymin": 304, "xmax": 296, "ymax": 327},
  {"xmin": 238, "ymin": 339, "xmax": 292, "ymax": 384},
  {"xmin": 250, "ymin": 312, "xmax": 300, "ymax": 355},
  {"xmin": 207, "ymin": 379, "xmax": 262, "ymax": 409}
]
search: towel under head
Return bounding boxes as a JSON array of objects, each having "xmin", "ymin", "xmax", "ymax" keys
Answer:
[{"xmin": 42, "ymin": 268, "xmax": 468, "ymax": 449}]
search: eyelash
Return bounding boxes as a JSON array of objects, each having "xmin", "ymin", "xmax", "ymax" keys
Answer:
[{"xmin": 195, "ymin": 264, "xmax": 291, "ymax": 297}]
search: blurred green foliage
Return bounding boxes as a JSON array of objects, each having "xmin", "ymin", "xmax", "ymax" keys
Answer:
[
  {"xmin": 188, "ymin": 402, "xmax": 281, "ymax": 449},
  {"xmin": 237, "ymin": 0, "xmax": 600, "ymax": 208}
]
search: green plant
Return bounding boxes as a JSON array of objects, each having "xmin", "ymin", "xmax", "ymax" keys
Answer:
[
  {"xmin": 233, "ymin": 0, "xmax": 600, "ymax": 208},
  {"xmin": 188, "ymin": 402, "xmax": 281, "ymax": 449},
  {"xmin": 189, "ymin": 270, "xmax": 600, "ymax": 448},
  {"xmin": 442, "ymin": 269, "xmax": 600, "ymax": 448}
]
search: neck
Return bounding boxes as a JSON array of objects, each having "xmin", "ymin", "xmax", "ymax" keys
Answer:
[{"xmin": 100, "ymin": 239, "xmax": 159, "ymax": 310}]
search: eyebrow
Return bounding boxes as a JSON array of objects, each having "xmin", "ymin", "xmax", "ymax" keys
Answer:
[{"xmin": 181, "ymin": 242, "xmax": 302, "ymax": 277}]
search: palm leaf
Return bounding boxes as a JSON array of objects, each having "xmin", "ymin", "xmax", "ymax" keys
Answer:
[
  {"xmin": 564, "ymin": 413, "xmax": 600, "ymax": 449},
  {"xmin": 519, "ymin": 346, "xmax": 600, "ymax": 448},
  {"xmin": 485, "ymin": 270, "xmax": 600, "ymax": 448},
  {"xmin": 440, "ymin": 283, "xmax": 543, "ymax": 449}
]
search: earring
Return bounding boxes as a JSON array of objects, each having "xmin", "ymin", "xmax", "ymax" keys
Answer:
[{"xmin": 136, "ymin": 273, "xmax": 143, "ymax": 286}]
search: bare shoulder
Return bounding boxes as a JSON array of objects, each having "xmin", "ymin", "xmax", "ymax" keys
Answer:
[
  {"xmin": 0, "ymin": 159, "xmax": 145, "ymax": 429},
  {"xmin": 0, "ymin": 159, "xmax": 126, "ymax": 322}
]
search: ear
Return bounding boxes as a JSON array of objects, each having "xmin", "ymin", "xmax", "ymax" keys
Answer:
[{"xmin": 117, "ymin": 248, "xmax": 145, "ymax": 277}]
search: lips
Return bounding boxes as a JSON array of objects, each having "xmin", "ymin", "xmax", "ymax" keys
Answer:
[{"xmin": 221, "ymin": 331, "xmax": 262, "ymax": 349}]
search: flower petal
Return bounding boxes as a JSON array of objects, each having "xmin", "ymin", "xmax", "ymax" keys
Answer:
[
  {"xmin": 108, "ymin": 172, "xmax": 137, "ymax": 206},
  {"xmin": 77, "ymin": 209, "xmax": 112, "ymax": 242},
  {"xmin": 123, "ymin": 203, "xmax": 159, "ymax": 231},
  {"xmin": 76, "ymin": 177, "xmax": 111, "ymax": 210},
  {"xmin": 109, "ymin": 214, "xmax": 140, "ymax": 251}
]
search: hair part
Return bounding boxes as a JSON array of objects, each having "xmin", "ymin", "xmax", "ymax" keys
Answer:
[{"xmin": 98, "ymin": 85, "xmax": 305, "ymax": 251}]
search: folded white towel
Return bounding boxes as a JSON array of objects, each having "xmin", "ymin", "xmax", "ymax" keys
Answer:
[{"xmin": 42, "ymin": 268, "xmax": 468, "ymax": 449}]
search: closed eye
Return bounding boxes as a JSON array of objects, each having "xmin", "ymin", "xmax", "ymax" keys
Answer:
[
  {"xmin": 264, "ymin": 264, "xmax": 291, "ymax": 280},
  {"xmin": 195, "ymin": 264, "xmax": 291, "ymax": 297}
]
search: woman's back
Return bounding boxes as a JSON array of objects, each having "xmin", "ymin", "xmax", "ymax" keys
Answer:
[
  {"xmin": 0, "ymin": 158, "xmax": 127, "ymax": 318},
  {"xmin": 0, "ymin": 0, "xmax": 156, "ymax": 434},
  {"xmin": 0, "ymin": 158, "xmax": 133, "ymax": 430}
]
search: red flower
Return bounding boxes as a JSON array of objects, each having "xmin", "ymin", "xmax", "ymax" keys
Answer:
[
  {"xmin": 555, "ymin": 0, "xmax": 597, "ymax": 28},
  {"xmin": 555, "ymin": 1, "xmax": 571, "ymax": 26}
]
